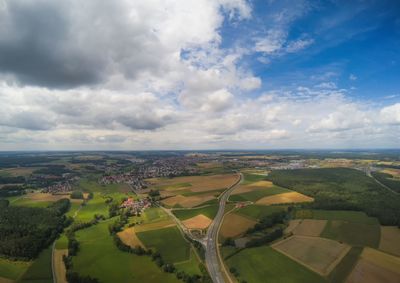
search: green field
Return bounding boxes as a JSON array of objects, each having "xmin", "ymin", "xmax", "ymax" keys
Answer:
[
  {"xmin": 267, "ymin": 168, "xmax": 400, "ymax": 225},
  {"xmin": 73, "ymin": 220, "xmax": 179, "ymax": 283},
  {"xmin": 143, "ymin": 207, "xmax": 170, "ymax": 222},
  {"xmin": 0, "ymin": 258, "xmax": 30, "ymax": 281},
  {"xmin": 19, "ymin": 247, "xmax": 53, "ymax": 283},
  {"xmin": 55, "ymin": 234, "xmax": 68, "ymax": 250},
  {"xmin": 65, "ymin": 201, "xmax": 82, "ymax": 218},
  {"xmin": 137, "ymin": 226, "xmax": 190, "ymax": 263},
  {"xmin": 172, "ymin": 205, "xmax": 219, "ymax": 221},
  {"xmin": 236, "ymin": 205, "xmax": 287, "ymax": 220},
  {"xmin": 321, "ymin": 220, "xmax": 380, "ymax": 248},
  {"xmin": 295, "ymin": 209, "xmax": 378, "ymax": 225},
  {"xmin": 174, "ymin": 249, "xmax": 202, "ymax": 276},
  {"xmin": 224, "ymin": 246, "xmax": 326, "ymax": 283},
  {"xmin": 229, "ymin": 186, "xmax": 290, "ymax": 202},
  {"xmin": 241, "ymin": 173, "xmax": 267, "ymax": 185},
  {"xmin": 157, "ymin": 182, "xmax": 192, "ymax": 191},
  {"xmin": 74, "ymin": 193, "xmax": 108, "ymax": 221},
  {"xmin": 11, "ymin": 198, "xmax": 53, "ymax": 208}
]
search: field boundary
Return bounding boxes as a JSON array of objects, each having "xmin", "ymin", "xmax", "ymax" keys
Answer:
[{"xmin": 272, "ymin": 235, "xmax": 351, "ymax": 276}]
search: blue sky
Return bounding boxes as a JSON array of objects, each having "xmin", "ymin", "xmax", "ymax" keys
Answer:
[
  {"xmin": 220, "ymin": 0, "xmax": 400, "ymax": 103},
  {"xmin": 0, "ymin": 0, "xmax": 399, "ymax": 150}
]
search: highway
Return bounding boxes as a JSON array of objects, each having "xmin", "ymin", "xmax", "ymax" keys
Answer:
[{"xmin": 205, "ymin": 173, "xmax": 242, "ymax": 283}]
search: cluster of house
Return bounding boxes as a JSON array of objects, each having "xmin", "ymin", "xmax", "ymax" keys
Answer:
[
  {"xmin": 120, "ymin": 197, "xmax": 151, "ymax": 215},
  {"xmin": 99, "ymin": 157, "xmax": 198, "ymax": 190},
  {"xmin": 42, "ymin": 182, "xmax": 73, "ymax": 194}
]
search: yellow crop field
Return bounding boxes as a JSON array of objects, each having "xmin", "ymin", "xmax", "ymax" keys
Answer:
[
  {"xmin": 182, "ymin": 214, "xmax": 212, "ymax": 230},
  {"xmin": 346, "ymin": 247, "xmax": 400, "ymax": 283},
  {"xmin": 256, "ymin": 191, "xmax": 313, "ymax": 205},
  {"xmin": 117, "ymin": 228, "xmax": 145, "ymax": 248}
]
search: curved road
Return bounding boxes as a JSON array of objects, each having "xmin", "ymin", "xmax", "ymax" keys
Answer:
[{"xmin": 205, "ymin": 173, "xmax": 242, "ymax": 283}]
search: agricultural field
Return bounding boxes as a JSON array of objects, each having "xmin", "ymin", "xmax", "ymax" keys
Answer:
[
  {"xmin": 0, "ymin": 258, "xmax": 30, "ymax": 282},
  {"xmin": 73, "ymin": 220, "xmax": 180, "ymax": 283},
  {"xmin": 267, "ymin": 168, "xmax": 400, "ymax": 225},
  {"xmin": 74, "ymin": 193, "xmax": 109, "ymax": 221},
  {"xmin": 235, "ymin": 204, "xmax": 287, "ymax": 220},
  {"xmin": 18, "ymin": 247, "xmax": 53, "ymax": 283},
  {"xmin": 149, "ymin": 174, "xmax": 237, "ymax": 193},
  {"xmin": 224, "ymin": 245, "xmax": 327, "ymax": 283},
  {"xmin": 379, "ymin": 226, "xmax": 400, "ymax": 256},
  {"xmin": 172, "ymin": 205, "xmax": 219, "ymax": 221},
  {"xmin": 229, "ymin": 185, "xmax": 291, "ymax": 202},
  {"xmin": 220, "ymin": 212, "xmax": 257, "ymax": 239},
  {"xmin": 0, "ymin": 167, "xmax": 37, "ymax": 177},
  {"xmin": 174, "ymin": 249, "xmax": 202, "ymax": 276},
  {"xmin": 272, "ymin": 236, "xmax": 350, "ymax": 276},
  {"xmin": 162, "ymin": 194, "xmax": 215, "ymax": 208},
  {"xmin": 294, "ymin": 210, "xmax": 379, "ymax": 225},
  {"xmin": 290, "ymin": 219, "xmax": 327, "ymax": 237},
  {"xmin": 321, "ymin": 220, "xmax": 380, "ymax": 248},
  {"xmin": 346, "ymin": 247, "xmax": 400, "ymax": 283},
  {"xmin": 182, "ymin": 214, "xmax": 212, "ymax": 230},
  {"xmin": 255, "ymin": 191, "xmax": 314, "ymax": 205},
  {"xmin": 137, "ymin": 226, "xmax": 190, "ymax": 263},
  {"xmin": 117, "ymin": 227, "xmax": 146, "ymax": 249}
]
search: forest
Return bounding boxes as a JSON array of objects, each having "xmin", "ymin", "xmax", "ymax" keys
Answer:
[
  {"xmin": 0, "ymin": 199, "xmax": 70, "ymax": 259},
  {"xmin": 267, "ymin": 168, "xmax": 400, "ymax": 225}
]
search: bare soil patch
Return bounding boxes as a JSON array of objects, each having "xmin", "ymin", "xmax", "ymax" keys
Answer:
[
  {"xmin": 256, "ymin": 191, "xmax": 314, "ymax": 205},
  {"xmin": 182, "ymin": 214, "xmax": 212, "ymax": 230},
  {"xmin": 284, "ymin": 219, "xmax": 301, "ymax": 234},
  {"xmin": 272, "ymin": 235, "xmax": 350, "ymax": 276},
  {"xmin": 379, "ymin": 226, "xmax": 400, "ymax": 257},
  {"xmin": 220, "ymin": 213, "xmax": 257, "ymax": 239},
  {"xmin": 292, "ymin": 219, "xmax": 327, "ymax": 237}
]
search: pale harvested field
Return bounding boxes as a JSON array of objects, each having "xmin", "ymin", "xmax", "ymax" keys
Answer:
[
  {"xmin": 162, "ymin": 194, "xmax": 215, "ymax": 208},
  {"xmin": 24, "ymin": 192, "xmax": 77, "ymax": 202},
  {"xmin": 379, "ymin": 226, "xmax": 400, "ymax": 257},
  {"xmin": 231, "ymin": 181, "xmax": 273, "ymax": 195},
  {"xmin": 256, "ymin": 191, "xmax": 314, "ymax": 205},
  {"xmin": 117, "ymin": 227, "xmax": 145, "ymax": 248},
  {"xmin": 220, "ymin": 213, "xmax": 257, "ymax": 239},
  {"xmin": 0, "ymin": 167, "xmax": 37, "ymax": 177},
  {"xmin": 382, "ymin": 169, "xmax": 400, "ymax": 177},
  {"xmin": 134, "ymin": 219, "xmax": 176, "ymax": 233},
  {"xmin": 149, "ymin": 174, "xmax": 238, "ymax": 193},
  {"xmin": 272, "ymin": 235, "xmax": 350, "ymax": 276},
  {"xmin": 54, "ymin": 249, "xmax": 68, "ymax": 283},
  {"xmin": 182, "ymin": 214, "xmax": 212, "ymax": 230},
  {"xmin": 292, "ymin": 219, "xmax": 327, "ymax": 237},
  {"xmin": 284, "ymin": 219, "xmax": 301, "ymax": 234},
  {"xmin": 346, "ymin": 247, "xmax": 400, "ymax": 283}
]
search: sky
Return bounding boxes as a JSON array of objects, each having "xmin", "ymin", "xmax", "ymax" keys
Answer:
[{"xmin": 0, "ymin": 0, "xmax": 399, "ymax": 150}]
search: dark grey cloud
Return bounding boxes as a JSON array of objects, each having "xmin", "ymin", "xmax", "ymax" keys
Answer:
[{"xmin": 0, "ymin": 1, "xmax": 105, "ymax": 88}]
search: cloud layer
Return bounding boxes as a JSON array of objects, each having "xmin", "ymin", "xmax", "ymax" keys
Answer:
[{"xmin": 0, "ymin": 0, "xmax": 399, "ymax": 150}]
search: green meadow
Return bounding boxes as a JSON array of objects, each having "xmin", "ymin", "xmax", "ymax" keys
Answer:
[
  {"xmin": 0, "ymin": 258, "xmax": 30, "ymax": 281},
  {"xmin": 236, "ymin": 205, "xmax": 287, "ymax": 220},
  {"xmin": 172, "ymin": 205, "xmax": 219, "ymax": 220},
  {"xmin": 18, "ymin": 247, "xmax": 53, "ymax": 283},
  {"xmin": 225, "ymin": 246, "xmax": 326, "ymax": 283},
  {"xmin": 137, "ymin": 226, "xmax": 190, "ymax": 263},
  {"xmin": 73, "ymin": 219, "xmax": 180, "ymax": 283}
]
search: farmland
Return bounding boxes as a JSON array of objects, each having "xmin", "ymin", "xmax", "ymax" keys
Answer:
[
  {"xmin": 379, "ymin": 226, "xmax": 400, "ymax": 256},
  {"xmin": 220, "ymin": 212, "xmax": 257, "ymax": 239},
  {"xmin": 224, "ymin": 246, "xmax": 327, "ymax": 283},
  {"xmin": 137, "ymin": 226, "xmax": 190, "ymax": 263},
  {"xmin": 172, "ymin": 205, "xmax": 219, "ymax": 221},
  {"xmin": 255, "ymin": 191, "xmax": 313, "ymax": 205},
  {"xmin": 272, "ymin": 236, "xmax": 350, "ymax": 276},
  {"xmin": 267, "ymin": 168, "xmax": 400, "ymax": 225},
  {"xmin": 72, "ymin": 220, "xmax": 180, "ymax": 283}
]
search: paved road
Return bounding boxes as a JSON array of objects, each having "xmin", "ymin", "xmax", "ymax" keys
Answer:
[{"xmin": 205, "ymin": 173, "xmax": 242, "ymax": 283}]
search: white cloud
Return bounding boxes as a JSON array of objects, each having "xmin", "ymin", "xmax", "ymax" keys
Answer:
[
  {"xmin": 380, "ymin": 103, "xmax": 400, "ymax": 125},
  {"xmin": 349, "ymin": 74, "xmax": 357, "ymax": 81},
  {"xmin": 285, "ymin": 38, "xmax": 314, "ymax": 53}
]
